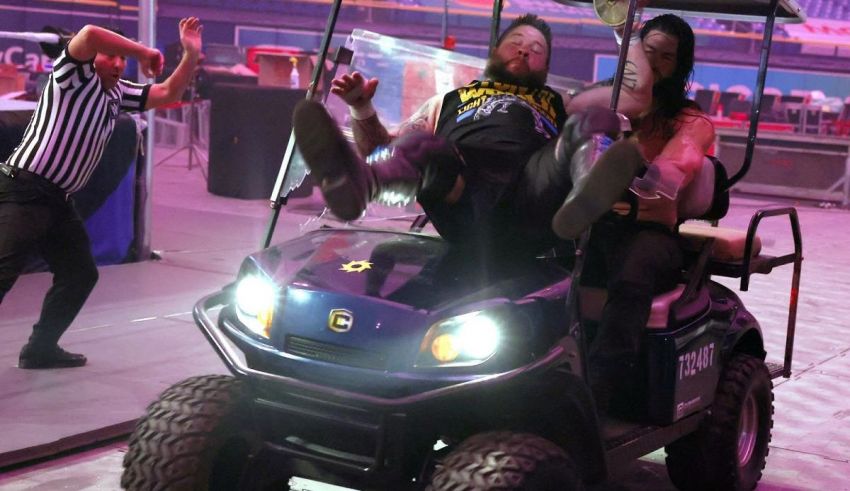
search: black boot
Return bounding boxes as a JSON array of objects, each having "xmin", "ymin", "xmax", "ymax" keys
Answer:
[
  {"xmin": 293, "ymin": 100, "xmax": 461, "ymax": 220},
  {"xmin": 588, "ymin": 355, "xmax": 640, "ymax": 418},
  {"xmin": 19, "ymin": 343, "xmax": 87, "ymax": 369},
  {"xmin": 551, "ymin": 107, "xmax": 646, "ymax": 239}
]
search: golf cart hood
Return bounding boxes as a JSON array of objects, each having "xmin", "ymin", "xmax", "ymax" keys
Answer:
[
  {"xmin": 243, "ymin": 227, "xmax": 567, "ymax": 313},
  {"xmin": 223, "ymin": 228, "xmax": 569, "ymax": 391}
]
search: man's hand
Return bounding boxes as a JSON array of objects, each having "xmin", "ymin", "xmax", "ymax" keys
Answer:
[
  {"xmin": 144, "ymin": 17, "xmax": 204, "ymax": 109},
  {"xmin": 331, "ymin": 72, "xmax": 378, "ymax": 109},
  {"xmin": 179, "ymin": 17, "xmax": 203, "ymax": 59},
  {"xmin": 630, "ymin": 160, "xmax": 685, "ymax": 200},
  {"xmin": 139, "ymin": 47, "xmax": 164, "ymax": 78}
]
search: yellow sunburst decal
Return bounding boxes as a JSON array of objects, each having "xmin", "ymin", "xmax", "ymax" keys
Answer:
[{"xmin": 340, "ymin": 260, "xmax": 373, "ymax": 273}]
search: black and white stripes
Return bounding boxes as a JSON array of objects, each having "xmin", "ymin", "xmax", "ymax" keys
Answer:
[{"xmin": 4, "ymin": 48, "xmax": 149, "ymax": 194}]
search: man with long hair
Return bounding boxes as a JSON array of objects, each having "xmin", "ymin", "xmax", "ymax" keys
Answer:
[{"xmin": 584, "ymin": 14, "xmax": 716, "ymax": 414}]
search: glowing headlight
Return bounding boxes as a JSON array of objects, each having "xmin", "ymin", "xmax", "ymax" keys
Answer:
[
  {"xmin": 234, "ymin": 275, "xmax": 278, "ymax": 338},
  {"xmin": 415, "ymin": 311, "xmax": 501, "ymax": 367}
]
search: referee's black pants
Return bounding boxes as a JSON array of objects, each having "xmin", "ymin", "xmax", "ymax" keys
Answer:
[{"xmin": 0, "ymin": 173, "xmax": 99, "ymax": 351}]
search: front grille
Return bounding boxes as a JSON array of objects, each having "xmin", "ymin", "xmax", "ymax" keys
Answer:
[{"xmin": 285, "ymin": 336, "xmax": 388, "ymax": 370}]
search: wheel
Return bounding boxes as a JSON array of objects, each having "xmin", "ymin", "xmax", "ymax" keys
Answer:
[
  {"xmin": 427, "ymin": 431, "xmax": 583, "ymax": 491},
  {"xmin": 121, "ymin": 374, "xmax": 262, "ymax": 491},
  {"xmin": 665, "ymin": 353, "xmax": 774, "ymax": 491}
]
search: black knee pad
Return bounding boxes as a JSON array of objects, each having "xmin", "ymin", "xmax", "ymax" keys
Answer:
[
  {"xmin": 391, "ymin": 132, "xmax": 464, "ymax": 208},
  {"xmin": 557, "ymin": 107, "xmax": 622, "ymax": 163},
  {"xmin": 576, "ymin": 106, "xmax": 622, "ymax": 138}
]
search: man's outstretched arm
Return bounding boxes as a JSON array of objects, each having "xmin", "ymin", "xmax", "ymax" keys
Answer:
[
  {"xmin": 350, "ymin": 114, "xmax": 393, "ymax": 158},
  {"xmin": 67, "ymin": 25, "xmax": 163, "ymax": 77},
  {"xmin": 565, "ymin": 33, "xmax": 652, "ymax": 119},
  {"xmin": 566, "ymin": 1, "xmax": 653, "ymax": 119},
  {"xmin": 652, "ymin": 108, "xmax": 715, "ymax": 189},
  {"xmin": 145, "ymin": 17, "xmax": 203, "ymax": 110},
  {"xmin": 333, "ymin": 71, "xmax": 442, "ymax": 157},
  {"xmin": 351, "ymin": 95, "xmax": 442, "ymax": 156},
  {"xmin": 332, "ymin": 71, "xmax": 391, "ymax": 156}
]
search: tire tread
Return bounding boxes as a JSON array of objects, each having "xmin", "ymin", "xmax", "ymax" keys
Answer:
[{"xmin": 121, "ymin": 375, "xmax": 248, "ymax": 491}]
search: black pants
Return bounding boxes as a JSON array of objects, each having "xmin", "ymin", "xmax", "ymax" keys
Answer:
[
  {"xmin": 422, "ymin": 136, "xmax": 569, "ymax": 255},
  {"xmin": 0, "ymin": 172, "xmax": 98, "ymax": 349},
  {"xmin": 583, "ymin": 219, "xmax": 683, "ymax": 387}
]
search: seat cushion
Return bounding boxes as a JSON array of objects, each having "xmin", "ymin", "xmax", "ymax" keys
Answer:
[
  {"xmin": 679, "ymin": 223, "xmax": 762, "ymax": 262},
  {"xmin": 580, "ymin": 284, "xmax": 702, "ymax": 330},
  {"xmin": 647, "ymin": 284, "xmax": 685, "ymax": 329},
  {"xmin": 677, "ymin": 156, "xmax": 730, "ymax": 222}
]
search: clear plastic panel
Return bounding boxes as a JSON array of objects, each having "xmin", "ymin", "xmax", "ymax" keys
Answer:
[
  {"xmin": 324, "ymin": 29, "xmax": 487, "ymax": 133},
  {"xmin": 326, "ymin": 29, "xmax": 585, "ymax": 134}
]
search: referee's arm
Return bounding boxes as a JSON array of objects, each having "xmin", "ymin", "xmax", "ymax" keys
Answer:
[
  {"xmin": 146, "ymin": 17, "xmax": 203, "ymax": 110},
  {"xmin": 68, "ymin": 25, "xmax": 163, "ymax": 77}
]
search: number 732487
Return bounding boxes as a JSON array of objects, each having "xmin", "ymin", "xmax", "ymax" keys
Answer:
[{"xmin": 678, "ymin": 342, "xmax": 716, "ymax": 381}]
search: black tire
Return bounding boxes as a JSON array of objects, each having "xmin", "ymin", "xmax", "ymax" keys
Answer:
[
  {"xmin": 427, "ymin": 431, "xmax": 583, "ymax": 491},
  {"xmin": 665, "ymin": 353, "xmax": 774, "ymax": 491},
  {"xmin": 121, "ymin": 374, "xmax": 261, "ymax": 491}
]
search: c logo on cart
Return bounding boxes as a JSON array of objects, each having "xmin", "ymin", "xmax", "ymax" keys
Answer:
[{"xmin": 328, "ymin": 309, "xmax": 354, "ymax": 333}]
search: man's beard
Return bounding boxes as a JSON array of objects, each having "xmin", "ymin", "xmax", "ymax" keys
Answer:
[{"xmin": 483, "ymin": 56, "xmax": 547, "ymax": 89}]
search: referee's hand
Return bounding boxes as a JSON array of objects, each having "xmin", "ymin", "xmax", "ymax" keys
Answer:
[
  {"xmin": 179, "ymin": 17, "xmax": 203, "ymax": 59},
  {"xmin": 139, "ymin": 48, "xmax": 164, "ymax": 78}
]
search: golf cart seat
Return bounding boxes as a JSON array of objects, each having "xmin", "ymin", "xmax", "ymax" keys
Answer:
[
  {"xmin": 679, "ymin": 223, "xmax": 762, "ymax": 262},
  {"xmin": 579, "ymin": 283, "xmax": 711, "ymax": 330},
  {"xmin": 579, "ymin": 152, "xmax": 783, "ymax": 329},
  {"xmin": 676, "ymin": 154, "xmax": 800, "ymax": 299},
  {"xmin": 579, "ymin": 156, "xmax": 733, "ymax": 330},
  {"xmin": 644, "ymin": 225, "xmax": 764, "ymax": 329},
  {"xmin": 675, "ymin": 154, "xmax": 762, "ymax": 265},
  {"xmin": 638, "ymin": 211, "xmax": 768, "ymax": 327},
  {"xmin": 677, "ymin": 155, "xmax": 730, "ymax": 223}
]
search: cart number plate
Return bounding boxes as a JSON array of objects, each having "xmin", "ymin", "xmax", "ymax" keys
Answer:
[
  {"xmin": 288, "ymin": 477, "xmax": 360, "ymax": 491},
  {"xmin": 677, "ymin": 342, "xmax": 715, "ymax": 381}
]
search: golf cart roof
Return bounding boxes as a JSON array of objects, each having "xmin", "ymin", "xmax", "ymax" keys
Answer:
[{"xmin": 556, "ymin": 0, "xmax": 806, "ymax": 23}]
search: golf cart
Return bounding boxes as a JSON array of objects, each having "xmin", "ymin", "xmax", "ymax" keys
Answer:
[{"xmin": 121, "ymin": 0, "xmax": 805, "ymax": 489}]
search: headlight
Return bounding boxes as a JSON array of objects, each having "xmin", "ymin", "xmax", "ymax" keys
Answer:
[
  {"xmin": 415, "ymin": 311, "xmax": 501, "ymax": 368},
  {"xmin": 234, "ymin": 275, "xmax": 278, "ymax": 339}
]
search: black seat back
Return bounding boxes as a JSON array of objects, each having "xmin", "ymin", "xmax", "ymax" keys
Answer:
[{"xmin": 677, "ymin": 156, "xmax": 730, "ymax": 223}]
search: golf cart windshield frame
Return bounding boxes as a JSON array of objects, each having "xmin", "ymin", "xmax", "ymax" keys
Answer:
[{"xmin": 557, "ymin": 0, "xmax": 806, "ymax": 23}]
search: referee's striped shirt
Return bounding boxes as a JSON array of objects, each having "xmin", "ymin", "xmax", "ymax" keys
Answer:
[{"xmin": 5, "ymin": 47, "xmax": 150, "ymax": 194}]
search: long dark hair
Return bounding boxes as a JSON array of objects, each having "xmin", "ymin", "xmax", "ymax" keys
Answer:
[{"xmin": 639, "ymin": 14, "xmax": 697, "ymax": 140}]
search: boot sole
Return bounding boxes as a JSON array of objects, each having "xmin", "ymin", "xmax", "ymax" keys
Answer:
[
  {"xmin": 293, "ymin": 101, "xmax": 367, "ymax": 221},
  {"xmin": 552, "ymin": 140, "xmax": 643, "ymax": 239},
  {"xmin": 19, "ymin": 358, "xmax": 87, "ymax": 369}
]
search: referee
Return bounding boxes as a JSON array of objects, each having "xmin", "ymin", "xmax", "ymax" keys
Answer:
[{"xmin": 0, "ymin": 18, "xmax": 203, "ymax": 369}]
